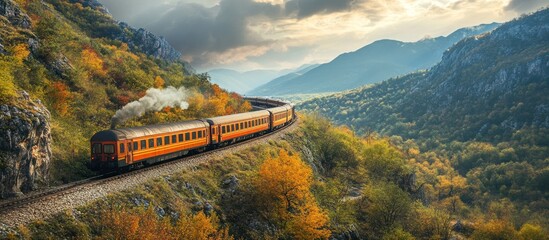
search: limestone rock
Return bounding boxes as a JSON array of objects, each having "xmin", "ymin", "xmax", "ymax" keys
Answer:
[{"xmin": 0, "ymin": 91, "xmax": 51, "ymax": 198}]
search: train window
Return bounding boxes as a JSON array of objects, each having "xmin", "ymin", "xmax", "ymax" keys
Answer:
[
  {"xmin": 92, "ymin": 143, "xmax": 102, "ymax": 154},
  {"xmin": 192, "ymin": 132, "xmax": 197, "ymax": 140},
  {"xmin": 203, "ymin": 130, "xmax": 206, "ymax": 137},
  {"xmin": 240, "ymin": 122, "xmax": 244, "ymax": 129},
  {"xmin": 179, "ymin": 134, "xmax": 183, "ymax": 142},
  {"xmin": 245, "ymin": 122, "xmax": 248, "ymax": 128},
  {"xmin": 120, "ymin": 143, "xmax": 125, "ymax": 153},
  {"xmin": 141, "ymin": 140, "xmax": 146, "ymax": 149},
  {"xmin": 212, "ymin": 128, "xmax": 216, "ymax": 135},
  {"xmin": 133, "ymin": 142, "xmax": 139, "ymax": 151},
  {"xmin": 172, "ymin": 135, "xmax": 177, "ymax": 143},
  {"xmin": 231, "ymin": 124, "xmax": 235, "ymax": 132},
  {"xmin": 198, "ymin": 131, "xmax": 203, "ymax": 138},
  {"xmin": 185, "ymin": 132, "xmax": 190, "ymax": 140},
  {"xmin": 128, "ymin": 143, "xmax": 132, "ymax": 151},
  {"xmin": 165, "ymin": 136, "xmax": 170, "ymax": 145},
  {"xmin": 157, "ymin": 137, "xmax": 163, "ymax": 146},
  {"xmin": 104, "ymin": 144, "xmax": 115, "ymax": 154},
  {"xmin": 236, "ymin": 124, "xmax": 239, "ymax": 131},
  {"xmin": 149, "ymin": 139, "xmax": 154, "ymax": 148},
  {"xmin": 222, "ymin": 126, "xmax": 226, "ymax": 134}
]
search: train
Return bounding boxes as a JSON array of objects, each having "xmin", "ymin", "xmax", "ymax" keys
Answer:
[{"xmin": 90, "ymin": 98, "xmax": 295, "ymax": 171}]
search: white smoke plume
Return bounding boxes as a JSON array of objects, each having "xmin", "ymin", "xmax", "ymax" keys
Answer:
[{"xmin": 111, "ymin": 86, "xmax": 190, "ymax": 129}]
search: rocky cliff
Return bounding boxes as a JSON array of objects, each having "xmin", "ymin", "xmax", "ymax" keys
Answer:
[
  {"xmin": 0, "ymin": 91, "xmax": 51, "ymax": 198},
  {"xmin": 0, "ymin": 0, "xmax": 31, "ymax": 28},
  {"xmin": 60, "ymin": 0, "xmax": 182, "ymax": 62},
  {"xmin": 118, "ymin": 22, "xmax": 182, "ymax": 62}
]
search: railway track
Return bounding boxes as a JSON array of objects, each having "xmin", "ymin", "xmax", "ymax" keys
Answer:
[{"xmin": 0, "ymin": 116, "xmax": 298, "ymax": 228}]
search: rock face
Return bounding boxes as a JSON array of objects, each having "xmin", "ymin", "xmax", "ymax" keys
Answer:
[
  {"xmin": 0, "ymin": 0, "xmax": 31, "ymax": 28},
  {"xmin": 0, "ymin": 91, "xmax": 51, "ymax": 198},
  {"xmin": 118, "ymin": 23, "xmax": 182, "ymax": 62}
]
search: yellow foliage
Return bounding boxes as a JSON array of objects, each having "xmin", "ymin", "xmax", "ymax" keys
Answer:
[
  {"xmin": 154, "ymin": 76, "xmax": 165, "ymax": 88},
  {"xmin": 471, "ymin": 219, "xmax": 517, "ymax": 240},
  {"xmin": 81, "ymin": 48, "xmax": 107, "ymax": 77},
  {"xmin": 0, "ymin": 59, "xmax": 17, "ymax": 103},
  {"xmin": 518, "ymin": 223, "xmax": 548, "ymax": 240},
  {"xmin": 11, "ymin": 44, "xmax": 30, "ymax": 64},
  {"xmin": 255, "ymin": 150, "xmax": 331, "ymax": 239}
]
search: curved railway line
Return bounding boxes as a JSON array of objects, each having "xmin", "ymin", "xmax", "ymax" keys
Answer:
[{"xmin": 0, "ymin": 101, "xmax": 298, "ymax": 229}]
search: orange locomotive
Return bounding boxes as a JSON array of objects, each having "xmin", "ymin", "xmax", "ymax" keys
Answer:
[{"xmin": 91, "ymin": 98, "xmax": 295, "ymax": 171}]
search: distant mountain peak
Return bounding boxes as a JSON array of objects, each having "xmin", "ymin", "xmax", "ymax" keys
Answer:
[{"xmin": 250, "ymin": 22, "xmax": 500, "ymax": 96}]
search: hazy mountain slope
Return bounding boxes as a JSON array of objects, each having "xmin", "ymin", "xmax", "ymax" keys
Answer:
[
  {"xmin": 248, "ymin": 64, "xmax": 320, "ymax": 96},
  {"xmin": 300, "ymin": 9, "xmax": 549, "ymax": 145},
  {"xmin": 207, "ymin": 68, "xmax": 294, "ymax": 94},
  {"xmin": 261, "ymin": 23, "xmax": 500, "ymax": 96}
]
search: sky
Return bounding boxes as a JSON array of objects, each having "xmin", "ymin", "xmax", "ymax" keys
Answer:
[{"xmin": 98, "ymin": 0, "xmax": 549, "ymax": 72}]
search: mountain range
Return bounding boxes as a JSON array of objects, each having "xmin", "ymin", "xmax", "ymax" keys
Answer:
[
  {"xmin": 299, "ymin": 9, "xmax": 549, "ymax": 145},
  {"xmin": 250, "ymin": 23, "xmax": 500, "ymax": 96},
  {"xmin": 207, "ymin": 64, "xmax": 318, "ymax": 94}
]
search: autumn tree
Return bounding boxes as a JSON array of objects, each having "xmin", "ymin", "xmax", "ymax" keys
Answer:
[
  {"xmin": 174, "ymin": 212, "xmax": 233, "ymax": 240},
  {"xmin": 471, "ymin": 219, "xmax": 517, "ymax": 240},
  {"xmin": 154, "ymin": 76, "xmax": 165, "ymax": 89},
  {"xmin": 517, "ymin": 224, "xmax": 548, "ymax": 240},
  {"xmin": 11, "ymin": 43, "xmax": 30, "ymax": 64},
  {"xmin": 98, "ymin": 208, "xmax": 173, "ymax": 240},
  {"xmin": 47, "ymin": 82, "xmax": 72, "ymax": 116},
  {"xmin": 255, "ymin": 150, "xmax": 331, "ymax": 239},
  {"xmin": 81, "ymin": 47, "xmax": 107, "ymax": 77}
]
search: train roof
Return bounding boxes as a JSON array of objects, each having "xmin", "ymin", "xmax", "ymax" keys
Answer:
[
  {"xmin": 267, "ymin": 106, "xmax": 289, "ymax": 114},
  {"xmin": 205, "ymin": 110, "xmax": 270, "ymax": 125},
  {"xmin": 91, "ymin": 120, "xmax": 209, "ymax": 141}
]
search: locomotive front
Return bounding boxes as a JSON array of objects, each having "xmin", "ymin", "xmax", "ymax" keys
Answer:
[{"xmin": 90, "ymin": 130, "xmax": 121, "ymax": 171}]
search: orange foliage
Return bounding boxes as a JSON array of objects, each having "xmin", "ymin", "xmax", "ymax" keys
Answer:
[
  {"xmin": 99, "ymin": 208, "xmax": 172, "ymax": 240},
  {"xmin": 99, "ymin": 208, "xmax": 232, "ymax": 240},
  {"xmin": 255, "ymin": 150, "xmax": 331, "ymax": 239},
  {"xmin": 48, "ymin": 82, "xmax": 71, "ymax": 116},
  {"xmin": 81, "ymin": 47, "xmax": 107, "ymax": 77},
  {"xmin": 154, "ymin": 76, "xmax": 165, "ymax": 88},
  {"xmin": 174, "ymin": 212, "xmax": 233, "ymax": 240}
]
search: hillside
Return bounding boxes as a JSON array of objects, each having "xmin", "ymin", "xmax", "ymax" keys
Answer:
[
  {"xmin": 0, "ymin": 0, "xmax": 250, "ymax": 196},
  {"xmin": 300, "ymin": 9, "xmax": 549, "ymax": 205},
  {"xmin": 253, "ymin": 23, "xmax": 500, "ymax": 96}
]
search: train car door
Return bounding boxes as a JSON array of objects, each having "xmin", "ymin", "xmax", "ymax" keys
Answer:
[
  {"xmin": 126, "ymin": 140, "xmax": 134, "ymax": 165},
  {"xmin": 211, "ymin": 125, "xmax": 219, "ymax": 145}
]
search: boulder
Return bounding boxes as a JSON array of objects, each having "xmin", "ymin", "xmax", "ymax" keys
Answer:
[{"xmin": 0, "ymin": 91, "xmax": 51, "ymax": 198}]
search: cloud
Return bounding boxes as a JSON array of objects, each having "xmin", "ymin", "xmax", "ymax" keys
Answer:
[
  {"xmin": 285, "ymin": 0, "xmax": 356, "ymax": 18},
  {"xmin": 99, "ymin": 0, "xmax": 362, "ymax": 68},
  {"xmin": 505, "ymin": 0, "xmax": 549, "ymax": 13}
]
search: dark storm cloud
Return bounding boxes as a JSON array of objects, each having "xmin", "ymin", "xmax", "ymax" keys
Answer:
[
  {"xmin": 99, "ymin": 0, "xmax": 360, "ymax": 67},
  {"xmin": 285, "ymin": 0, "xmax": 356, "ymax": 18},
  {"xmin": 505, "ymin": 0, "xmax": 549, "ymax": 13}
]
